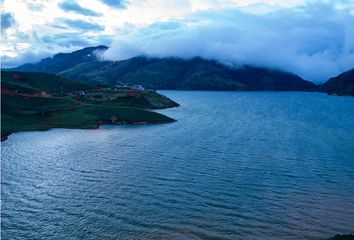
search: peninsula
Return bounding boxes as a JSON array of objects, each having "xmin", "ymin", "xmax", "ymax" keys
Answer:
[{"xmin": 1, "ymin": 71, "xmax": 179, "ymax": 141}]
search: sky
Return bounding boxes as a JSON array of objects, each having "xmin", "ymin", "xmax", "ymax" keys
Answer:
[{"xmin": 1, "ymin": 0, "xmax": 354, "ymax": 82}]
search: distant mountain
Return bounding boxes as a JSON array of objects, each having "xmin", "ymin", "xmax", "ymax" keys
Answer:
[
  {"xmin": 15, "ymin": 45, "xmax": 108, "ymax": 74},
  {"xmin": 320, "ymin": 69, "xmax": 354, "ymax": 96},
  {"xmin": 70, "ymin": 57, "xmax": 317, "ymax": 91},
  {"xmin": 13, "ymin": 46, "xmax": 317, "ymax": 91}
]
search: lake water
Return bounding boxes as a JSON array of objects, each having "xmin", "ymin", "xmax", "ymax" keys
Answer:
[{"xmin": 2, "ymin": 91, "xmax": 354, "ymax": 240}]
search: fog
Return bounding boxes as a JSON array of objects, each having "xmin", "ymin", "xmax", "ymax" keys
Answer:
[{"xmin": 103, "ymin": 1, "xmax": 354, "ymax": 82}]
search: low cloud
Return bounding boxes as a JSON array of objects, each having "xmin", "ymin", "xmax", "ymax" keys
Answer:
[
  {"xmin": 104, "ymin": 1, "xmax": 354, "ymax": 82},
  {"xmin": 1, "ymin": 30, "xmax": 113, "ymax": 68},
  {"xmin": 1, "ymin": 49, "xmax": 55, "ymax": 68},
  {"xmin": 58, "ymin": 1, "xmax": 102, "ymax": 16}
]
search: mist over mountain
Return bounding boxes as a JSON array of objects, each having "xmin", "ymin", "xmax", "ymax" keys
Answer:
[
  {"xmin": 102, "ymin": 2, "xmax": 354, "ymax": 83},
  {"xmin": 13, "ymin": 46, "xmax": 317, "ymax": 91},
  {"xmin": 2, "ymin": 1, "xmax": 353, "ymax": 83},
  {"xmin": 11, "ymin": 43, "xmax": 354, "ymax": 95}
]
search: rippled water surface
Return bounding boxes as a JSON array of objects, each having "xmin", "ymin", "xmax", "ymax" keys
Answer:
[{"xmin": 2, "ymin": 91, "xmax": 354, "ymax": 240}]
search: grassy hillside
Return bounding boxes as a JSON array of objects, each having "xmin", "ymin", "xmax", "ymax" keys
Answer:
[
  {"xmin": 320, "ymin": 69, "xmax": 354, "ymax": 96},
  {"xmin": 70, "ymin": 57, "xmax": 155, "ymax": 83},
  {"xmin": 1, "ymin": 71, "xmax": 178, "ymax": 140},
  {"xmin": 63, "ymin": 57, "xmax": 317, "ymax": 91},
  {"xmin": 1, "ymin": 104, "xmax": 175, "ymax": 140},
  {"xmin": 58, "ymin": 60, "xmax": 111, "ymax": 80},
  {"xmin": 1, "ymin": 71, "xmax": 95, "ymax": 95}
]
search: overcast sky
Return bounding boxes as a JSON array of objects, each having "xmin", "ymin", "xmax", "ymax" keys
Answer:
[{"xmin": 1, "ymin": 0, "xmax": 354, "ymax": 82}]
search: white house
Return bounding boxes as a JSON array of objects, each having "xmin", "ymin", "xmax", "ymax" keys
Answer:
[{"xmin": 131, "ymin": 85, "xmax": 144, "ymax": 91}]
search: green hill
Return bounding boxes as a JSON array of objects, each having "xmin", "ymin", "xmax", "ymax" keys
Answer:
[
  {"xmin": 1, "ymin": 71, "xmax": 178, "ymax": 140},
  {"xmin": 13, "ymin": 46, "xmax": 317, "ymax": 91},
  {"xmin": 58, "ymin": 60, "xmax": 111, "ymax": 80},
  {"xmin": 320, "ymin": 69, "xmax": 354, "ymax": 96},
  {"xmin": 14, "ymin": 45, "xmax": 108, "ymax": 74},
  {"xmin": 62, "ymin": 57, "xmax": 318, "ymax": 91},
  {"xmin": 1, "ymin": 71, "xmax": 95, "ymax": 95}
]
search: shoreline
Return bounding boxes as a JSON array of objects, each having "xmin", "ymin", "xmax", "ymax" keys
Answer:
[{"xmin": 1, "ymin": 118, "xmax": 176, "ymax": 142}]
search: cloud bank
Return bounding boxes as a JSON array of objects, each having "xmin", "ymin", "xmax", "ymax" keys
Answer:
[
  {"xmin": 104, "ymin": 1, "xmax": 354, "ymax": 82},
  {"xmin": 1, "ymin": 0, "xmax": 354, "ymax": 82}
]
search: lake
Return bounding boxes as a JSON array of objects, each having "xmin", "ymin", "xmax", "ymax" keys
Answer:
[{"xmin": 2, "ymin": 91, "xmax": 354, "ymax": 240}]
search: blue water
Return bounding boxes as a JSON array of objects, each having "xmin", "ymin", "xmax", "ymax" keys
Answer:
[{"xmin": 2, "ymin": 91, "xmax": 354, "ymax": 240}]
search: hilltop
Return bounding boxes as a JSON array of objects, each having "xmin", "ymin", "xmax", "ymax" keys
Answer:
[{"xmin": 15, "ymin": 45, "xmax": 108, "ymax": 74}]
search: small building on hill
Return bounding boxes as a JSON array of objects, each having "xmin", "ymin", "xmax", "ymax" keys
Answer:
[{"xmin": 131, "ymin": 85, "xmax": 144, "ymax": 91}]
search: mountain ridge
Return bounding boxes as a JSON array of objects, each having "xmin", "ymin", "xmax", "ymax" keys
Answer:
[
  {"xmin": 320, "ymin": 69, "xmax": 354, "ymax": 96},
  {"xmin": 15, "ymin": 45, "xmax": 108, "ymax": 74},
  {"xmin": 12, "ymin": 45, "xmax": 318, "ymax": 91}
]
